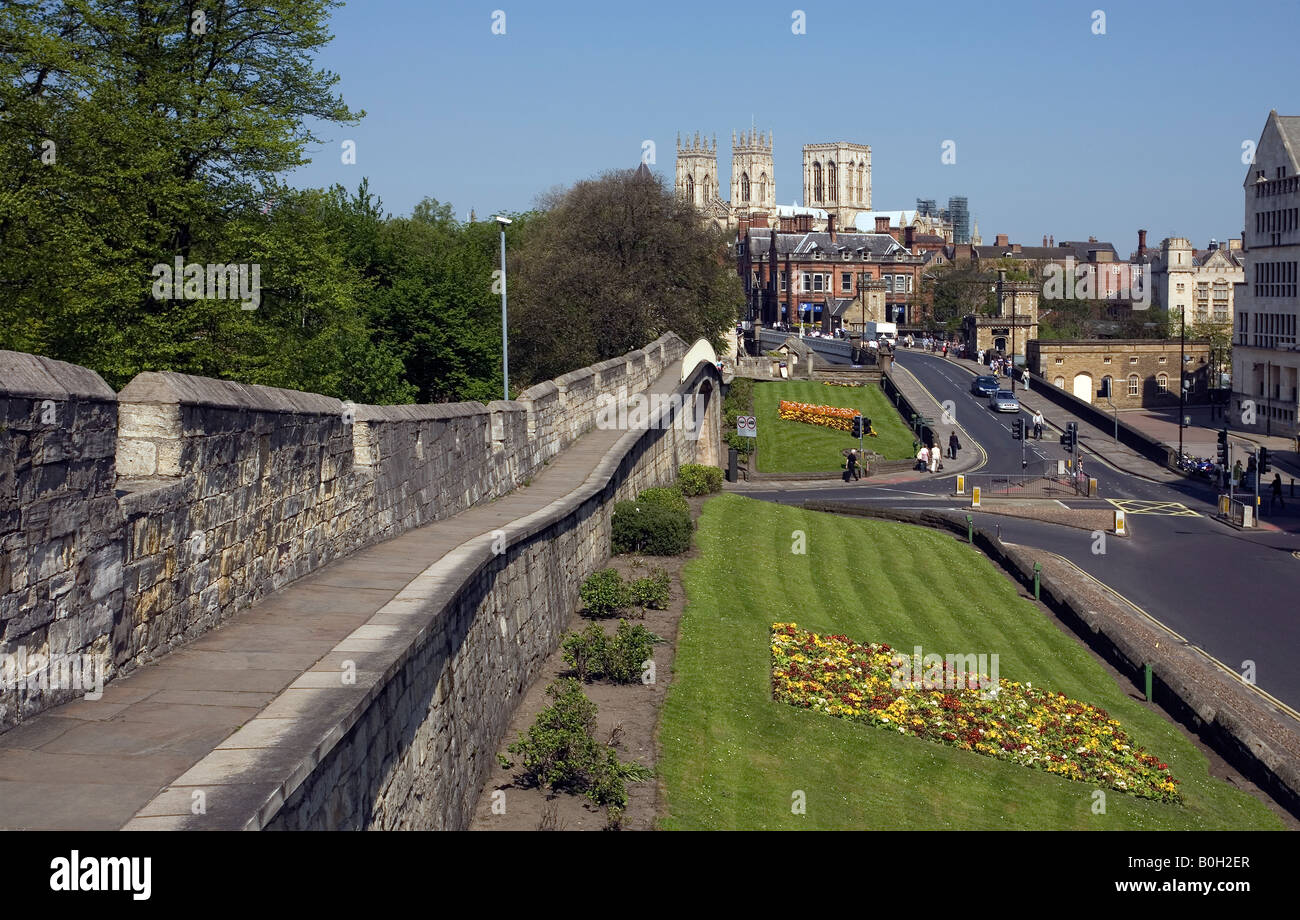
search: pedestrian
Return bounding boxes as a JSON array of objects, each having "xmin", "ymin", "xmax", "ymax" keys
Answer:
[
  {"xmin": 1032, "ymin": 410, "xmax": 1044, "ymax": 440},
  {"xmin": 948, "ymin": 430, "xmax": 961, "ymax": 459},
  {"xmin": 929, "ymin": 443, "xmax": 941, "ymax": 473},
  {"xmin": 847, "ymin": 449, "xmax": 861, "ymax": 482},
  {"xmin": 977, "ymin": 348, "xmax": 985, "ymax": 365},
  {"xmin": 916, "ymin": 443, "xmax": 930, "ymax": 472},
  {"xmin": 942, "ymin": 343, "xmax": 948, "ymax": 358},
  {"xmin": 1271, "ymin": 473, "xmax": 1285, "ymax": 510},
  {"xmin": 1233, "ymin": 459, "xmax": 1243, "ymax": 485}
]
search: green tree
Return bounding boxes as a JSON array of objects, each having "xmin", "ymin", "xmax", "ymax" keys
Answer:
[{"xmin": 509, "ymin": 168, "xmax": 742, "ymax": 384}]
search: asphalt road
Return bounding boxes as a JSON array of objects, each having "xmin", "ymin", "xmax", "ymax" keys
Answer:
[{"xmin": 749, "ymin": 347, "xmax": 1300, "ymax": 710}]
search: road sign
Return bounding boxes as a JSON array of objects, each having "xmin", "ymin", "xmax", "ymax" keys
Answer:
[{"xmin": 737, "ymin": 415, "xmax": 756, "ymax": 438}]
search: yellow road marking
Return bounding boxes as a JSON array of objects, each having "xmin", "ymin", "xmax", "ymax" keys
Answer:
[{"xmin": 1106, "ymin": 498, "xmax": 1199, "ymax": 517}]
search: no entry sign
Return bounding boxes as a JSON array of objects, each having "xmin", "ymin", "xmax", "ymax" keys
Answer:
[{"xmin": 737, "ymin": 415, "xmax": 756, "ymax": 438}]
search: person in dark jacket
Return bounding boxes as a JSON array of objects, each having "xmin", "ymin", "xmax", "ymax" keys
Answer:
[
  {"xmin": 846, "ymin": 449, "xmax": 860, "ymax": 481},
  {"xmin": 948, "ymin": 431, "xmax": 961, "ymax": 460}
]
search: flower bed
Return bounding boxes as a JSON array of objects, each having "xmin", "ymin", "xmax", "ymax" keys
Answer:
[
  {"xmin": 778, "ymin": 400, "xmax": 876, "ymax": 435},
  {"xmin": 770, "ymin": 624, "xmax": 1181, "ymax": 803}
]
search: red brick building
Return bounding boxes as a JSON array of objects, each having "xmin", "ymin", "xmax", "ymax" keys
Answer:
[{"xmin": 737, "ymin": 213, "xmax": 925, "ymax": 330}]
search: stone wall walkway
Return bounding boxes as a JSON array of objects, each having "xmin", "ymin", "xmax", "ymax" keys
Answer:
[{"xmin": 0, "ymin": 362, "xmax": 685, "ymax": 830}]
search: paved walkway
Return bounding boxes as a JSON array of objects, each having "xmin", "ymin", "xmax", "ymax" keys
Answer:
[{"xmin": 0, "ymin": 363, "xmax": 684, "ymax": 830}]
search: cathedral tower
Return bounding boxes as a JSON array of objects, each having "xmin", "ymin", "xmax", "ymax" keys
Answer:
[
  {"xmin": 802, "ymin": 142, "xmax": 871, "ymax": 228},
  {"xmin": 675, "ymin": 132, "xmax": 719, "ymax": 208},
  {"xmin": 730, "ymin": 129, "xmax": 775, "ymax": 213}
]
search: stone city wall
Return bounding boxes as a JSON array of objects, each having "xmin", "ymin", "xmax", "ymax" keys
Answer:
[{"xmin": 0, "ymin": 334, "xmax": 687, "ymax": 732}]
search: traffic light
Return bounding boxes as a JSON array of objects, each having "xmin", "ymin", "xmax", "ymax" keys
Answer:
[
  {"xmin": 1217, "ymin": 429, "xmax": 1229, "ymax": 467},
  {"xmin": 1260, "ymin": 447, "xmax": 1271, "ymax": 474},
  {"xmin": 1012, "ymin": 418, "xmax": 1023, "ymax": 440},
  {"xmin": 851, "ymin": 415, "xmax": 863, "ymax": 439},
  {"xmin": 1059, "ymin": 422, "xmax": 1078, "ymax": 452}
]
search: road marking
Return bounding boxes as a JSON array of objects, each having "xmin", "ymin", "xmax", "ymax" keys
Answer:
[
  {"xmin": 874, "ymin": 488, "xmax": 938, "ymax": 496},
  {"xmin": 1105, "ymin": 498, "xmax": 1200, "ymax": 517}
]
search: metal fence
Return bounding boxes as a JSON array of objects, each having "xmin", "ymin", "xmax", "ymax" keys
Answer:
[{"xmin": 966, "ymin": 461, "xmax": 1089, "ymax": 498}]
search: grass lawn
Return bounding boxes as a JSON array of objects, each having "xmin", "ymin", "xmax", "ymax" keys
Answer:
[
  {"xmin": 753, "ymin": 380, "xmax": 915, "ymax": 472},
  {"xmin": 656, "ymin": 494, "xmax": 1283, "ymax": 830}
]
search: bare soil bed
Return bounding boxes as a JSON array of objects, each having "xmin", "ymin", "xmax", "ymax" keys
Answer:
[{"xmin": 468, "ymin": 498, "xmax": 703, "ymax": 831}]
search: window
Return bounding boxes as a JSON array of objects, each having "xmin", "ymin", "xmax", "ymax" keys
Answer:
[
  {"xmin": 1103, "ymin": 356, "xmax": 1112, "ymax": 364},
  {"xmin": 1129, "ymin": 356, "xmax": 1138, "ymax": 365},
  {"xmin": 1055, "ymin": 357, "xmax": 1064, "ymax": 365},
  {"xmin": 1158, "ymin": 355, "xmax": 1167, "ymax": 364},
  {"xmin": 883, "ymin": 274, "xmax": 893, "ymax": 291},
  {"xmin": 1054, "ymin": 376, "xmax": 1065, "ymax": 389},
  {"xmin": 741, "ymin": 172, "xmax": 750, "ymax": 203},
  {"xmin": 1176, "ymin": 283, "xmax": 1185, "ymax": 292},
  {"xmin": 841, "ymin": 272, "xmax": 852, "ymax": 291},
  {"xmin": 1128, "ymin": 374, "xmax": 1139, "ymax": 396},
  {"xmin": 827, "ymin": 161, "xmax": 837, "ymax": 203},
  {"xmin": 813, "ymin": 162, "xmax": 823, "ymax": 203},
  {"xmin": 1157, "ymin": 373, "xmax": 1169, "ymax": 393},
  {"xmin": 801, "ymin": 272, "xmax": 811, "ymax": 293},
  {"xmin": 780, "ymin": 271, "xmax": 788, "ymax": 292},
  {"xmin": 759, "ymin": 172, "xmax": 767, "ymax": 202},
  {"xmin": 905, "ymin": 275, "xmax": 914, "ymax": 293},
  {"xmin": 813, "ymin": 274, "xmax": 823, "ymax": 292}
]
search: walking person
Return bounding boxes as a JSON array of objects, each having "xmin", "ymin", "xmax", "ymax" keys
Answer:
[
  {"xmin": 942, "ymin": 343, "xmax": 948, "ymax": 358},
  {"xmin": 977, "ymin": 348, "xmax": 985, "ymax": 365},
  {"xmin": 847, "ymin": 449, "xmax": 861, "ymax": 482},
  {"xmin": 929, "ymin": 442, "xmax": 941, "ymax": 473},
  {"xmin": 1233, "ymin": 459, "xmax": 1243, "ymax": 487},
  {"xmin": 948, "ymin": 431, "xmax": 961, "ymax": 460},
  {"xmin": 1271, "ymin": 473, "xmax": 1285, "ymax": 510},
  {"xmin": 1032, "ymin": 409, "xmax": 1044, "ymax": 440},
  {"xmin": 916, "ymin": 443, "xmax": 930, "ymax": 472}
]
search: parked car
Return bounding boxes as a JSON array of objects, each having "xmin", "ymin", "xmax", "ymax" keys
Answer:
[
  {"xmin": 970, "ymin": 375, "xmax": 1000, "ymax": 397},
  {"xmin": 988, "ymin": 389, "xmax": 1021, "ymax": 413}
]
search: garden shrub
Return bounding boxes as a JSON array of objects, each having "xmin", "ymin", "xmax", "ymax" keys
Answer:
[
  {"xmin": 500, "ymin": 678, "xmax": 652, "ymax": 825},
  {"xmin": 635, "ymin": 486, "xmax": 688, "ymax": 514},
  {"xmin": 678, "ymin": 463, "xmax": 723, "ymax": 496},
  {"xmin": 561, "ymin": 620, "xmax": 663, "ymax": 684},
  {"xmin": 611, "ymin": 500, "xmax": 691, "ymax": 555},
  {"xmin": 561, "ymin": 624, "xmax": 608, "ymax": 680},
  {"xmin": 629, "ymin": 568, "xmax": 671, "ymax": 610},
  {"xmin": 579, "ymin": 568, "xmax": 630, "ymax": 616}
]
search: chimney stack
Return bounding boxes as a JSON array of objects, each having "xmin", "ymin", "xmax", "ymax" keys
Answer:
[
  {"xmin": 827, "ymin": 213, "xmax": 837, "ymax": 242},
  {"xmin": 905, "ymin": 226, "xmax": 915, "ymax": 249},
  {"xmin": 875, "ymin": 215, "xmax": 891, "ymax": 233},
  {"xmin": 1049, "ymin": 235, "xmax": 1054, "ymax": 246},
  {"xmin": 1042, "ymin": 235, "xmax": 1048, "ymax": 247},
  {"xmin": 995, "ymin": 233, "xmax": 1009, "ymax": 247},
  {"xmin": 1137, "ymin": 228, "xmax": 1147, "ymax": 259}
]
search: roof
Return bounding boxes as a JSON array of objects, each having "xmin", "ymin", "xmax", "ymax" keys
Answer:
[
  {"xmin": 853, "ymin": 210, "xmax": 917, "ymax": 231},
  {"xmin": 748, "ymin": 228, "xmax": 911, "ymax": 259}
]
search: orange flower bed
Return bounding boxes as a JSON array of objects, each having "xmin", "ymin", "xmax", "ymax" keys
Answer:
[{"xmin": 778, "ymin": 400, "xmax": 871, "ymax": 434}]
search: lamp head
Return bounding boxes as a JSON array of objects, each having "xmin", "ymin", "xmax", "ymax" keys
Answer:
[{"xmin": 494, "ymin": 215, "xmax": 512, "ymax": 226}]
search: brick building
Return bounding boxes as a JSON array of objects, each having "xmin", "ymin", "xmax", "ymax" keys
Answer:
[
  {"xmin": 737, "ymin": 214, "xmax": 924, "ymax": 330},
  {"xmin": 1027, "ymin": 339, "xmax": 1212, "ymax": 407}
]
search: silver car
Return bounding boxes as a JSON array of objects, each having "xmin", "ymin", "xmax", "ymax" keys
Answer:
[{"xmin": 988, "ymin": 389, "xmax": 1020, "ymax": 413}]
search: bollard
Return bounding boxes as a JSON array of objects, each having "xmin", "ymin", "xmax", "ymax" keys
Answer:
[
  {"xmin": 972, "ymin": 486, "xmax": 981, "ymax": 507},
  {"xmin": 1144, "ymin": 664, "xmax": 1153, "ymax": 702},
  {"xmin": 965, "ymin": 514, "xmax": 973, "ymax": 544},
  {"xmin": 956, "ymin": 473, "xmax": 965, "ymax": 495},
  {"xmin": 1033, "ymin": 562, "xmax": 1041, "ymax": 601}
]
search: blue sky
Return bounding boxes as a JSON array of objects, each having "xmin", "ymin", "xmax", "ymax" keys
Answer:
[{"xmin": 289, "ymin": 0, "xmax": 1299, "ymax": 253}]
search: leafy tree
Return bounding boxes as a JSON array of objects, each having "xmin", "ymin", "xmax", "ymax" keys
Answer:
[
  {"xmin": 922, "ymin": 261, "xmax": 996, "ymax": 330},
  {"xmin": 509, "ymin": 168, "xmax": 742, "ymax": 384}
]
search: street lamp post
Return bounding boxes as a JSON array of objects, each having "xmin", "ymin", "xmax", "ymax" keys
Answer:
[
  {"xmin": 495, "ymin": 215, "xmax": 512, "ymax": 401},
  {"xmin": 1178, "ymin": 303, "xmax": 1185, "ymax": 460}
]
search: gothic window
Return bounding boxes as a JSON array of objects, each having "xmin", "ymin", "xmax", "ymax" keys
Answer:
[
  {"xmin": 858, "ymin": 162, "xmax": 866, "ymax": 201},
  {"xmin": 813, "ymin": 162, "xmax": 823, "ymax": 202},
  {"xmin": 703, "ymin": 177, "xmax": 711, "ymax": 201},
  {"xmin": 827, "ymin": 161, "xmax": 837, "ymax": 203},
  {"xmin": 759, "ymin": 172, "xmax": 768, "ymax": 203},
  {"xmin": 685, "ymin": 175, "xmax": 694, "ymax": 201},
  {"xmin": 741, "ymin": 172, "xmax": 750, "ymax": 203}
]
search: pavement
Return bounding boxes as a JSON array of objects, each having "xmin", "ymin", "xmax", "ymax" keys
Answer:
[{"xmin": 0, "ymin": 363, "xmax": 686, "ymax": 830}]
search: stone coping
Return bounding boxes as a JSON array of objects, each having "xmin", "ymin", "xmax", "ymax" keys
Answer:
[
  {"xmin": 118, "ymin": 371, "xmax": 341, "ymax": 416},
  {"xmin": 123, "ymin": 356, "xmax": 706, "ymax": 830},
  {"xmin": 0, "ymin": 350, "xmax": 115, "ymax": 401}
]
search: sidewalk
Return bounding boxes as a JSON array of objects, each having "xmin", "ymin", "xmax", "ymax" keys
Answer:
[
  {"xmin": 0, "ymin": 363, "xmax": 684, "ymax": 830},
  {"xmin": 1120, "ymin": 405, "xmax": 1300, "ymax": 481},
  {"xmin": 944, "ymin": 355, "xmax": 1184, "ymax": 484}
]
